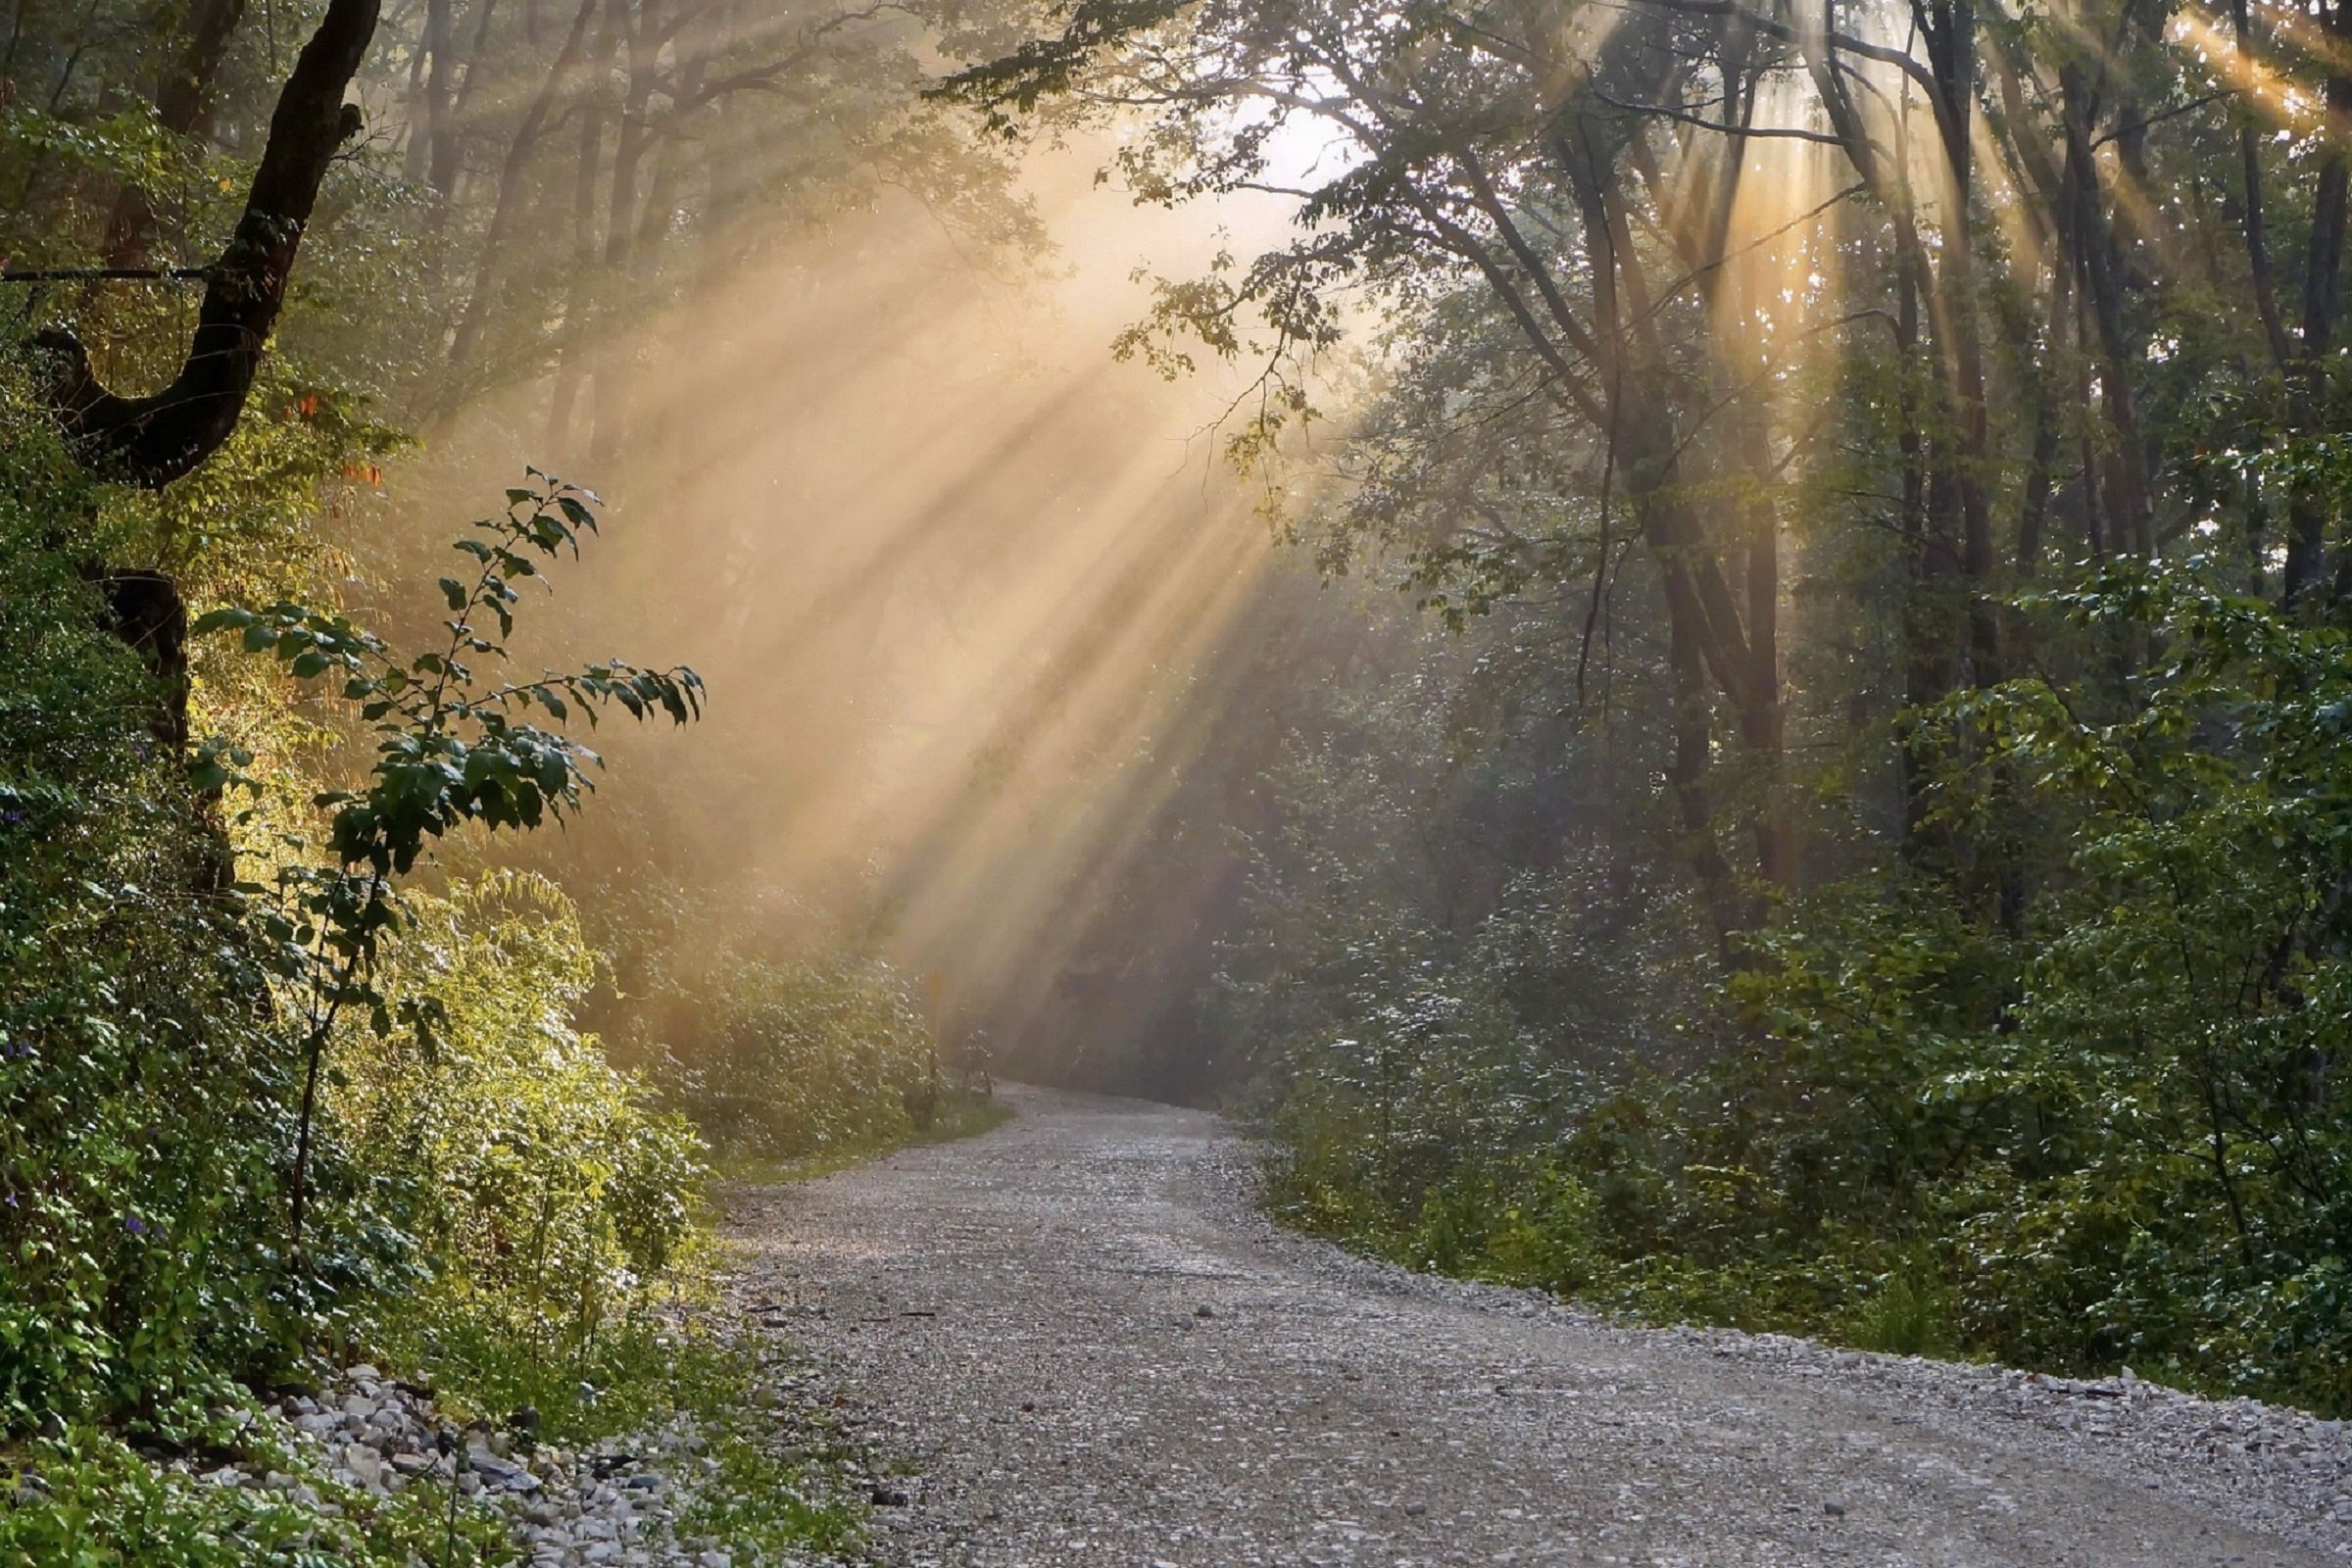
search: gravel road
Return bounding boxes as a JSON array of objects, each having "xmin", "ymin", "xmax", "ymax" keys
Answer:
[{"xmin": 723, "ymin": 1085, "xmax": 2352, "ymax": 1567}]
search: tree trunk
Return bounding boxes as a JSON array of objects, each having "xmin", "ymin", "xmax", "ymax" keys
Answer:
[
  {"xmin": 444, "ymin": 0, "xmax": 599, "ymax": 386},
  {"xmin": 2230, "ymin": 0, "xmax": 2294, "ymax": 365},
  {"xmin": 101, "ymin": 0, "xmax": 248, "ymax": 267},
  {"xmin": 38, "ymin": 0, "xmax": 383, "ymax": 487},
  {"xmin": 547, "ymin": 0, "xmax": 614, "ymax": 462},
  {"xmin": 1668, "ymin": 593, "xmax": 1748, "ymax": 961},
  {"xmin": 2059, "ymin": 64, "xmax": 2154, "ymax": 561},
  {"xmin": 40, "ymin": 0, "xmax": 378, "ymax": 907},
  {"xmin": 2287, "ymin": 8, "xmax": 2351, "ymax": 603},
  {"xmin": 587, "ymin": 0, "xmax": 660, "ymax": 466},
  {"xmin": 422, "ymin": 0, "xmax": 456, "ymax": 198},
  {"xmin": 97, "ymin": 568, "xmax": 191, "ymax": 755},
  {"xmin": 2016, "ymin": 255, "xmax": 2071, "ymax": 576}
]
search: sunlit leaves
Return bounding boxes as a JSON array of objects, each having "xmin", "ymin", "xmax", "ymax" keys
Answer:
[
  {"xmin": 178, "ymin": 475, "xmax": 706, "ymax": 1280},
  {"xmin": 196, "ymin": 474, "xmax": 705, "ymax": 884},
  {"xmin": 344, "ymin": 874, "xmax": 709, "ymax": 1346}
]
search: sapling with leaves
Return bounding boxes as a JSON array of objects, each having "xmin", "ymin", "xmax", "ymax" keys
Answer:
[{"xmin": 192, "ymin": 472, "xmax": 705, "ymax": 1252}]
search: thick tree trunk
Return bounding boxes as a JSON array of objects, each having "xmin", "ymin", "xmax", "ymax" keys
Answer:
[
  {"xmin": 38, "ymin": 0, "xmax": 383, "ymax": 487},
  {"xmin": 40, "ymin": 0, "xmax": 380, "ymax": 826},
  {"xmin": 2059, "ymin": 66, "xmax": 2154, "ymax": 561},
  {"xmin": 2016, "ymin": 257, "xmax": 2070, "ymax": 577},
  {"xmin": 1553, "ymin": 129, "xmax": 1751, "ymax": 922},
  {"xmin": 1736, "ymin": 421, "xmax": 1792, "ymax": 890},
  {"xmin": 424, "ymin": 0, "xmax": 455, "ymax": 183},
  {"xmin": 586, "ymin": 0, "xmax": 661, "ymax": 466},
  {"xmin": 2228, "ymin": 0, "xmax": 2294, "ymax": 365},
  {"xmin": 97, "ymin": 569, "xmax": 192, "ymax": 755},
  {"xmin": 1923, "ymin": 0, "xmax": 2000, "ymax": 683},
  {"xmin": 1667, "ymin": 594, "xmax": 1748, "ymax": 961},
  {"xmin": 2287, "ymin": 23, "xmax": 2351, "ymax": 604},
  {"xmin": 547, "ymin": 1, "xmax": 613, "ymax": 461}
]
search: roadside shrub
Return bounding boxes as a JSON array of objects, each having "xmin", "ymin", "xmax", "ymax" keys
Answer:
[
  {"xmin": 1259, "ymin": 575, "xmax": 2352, "ymax": 1412},
  {"xmin": 0, "ymin": 432, "xmax": 312, "ymax": 1428},
  {"xmin": 657, "ymin": 947, "xmax": 940, "ymax": 1162},
  {"xmin": 0, "ymin": 1421, "xmax": 510, "ymax": 1568},
  {"xmin": 0, "ymin": 448, "xmax": 713, "ymax": 1435},
  {"xmin": 342, "ymin": 872, "xmax": 708, "ymax": 1359},
  {"xmin": 1262, "ymin": 838, "xmax": 2352, "ymax": 1411}
]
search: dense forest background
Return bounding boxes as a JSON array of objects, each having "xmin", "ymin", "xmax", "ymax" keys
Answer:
[
  {"xmin": 939, "ymin": 0, "xmax": 2352, "ymax": 1416},
  {"xmin": 6, "ymin": 0, "xmax": 2352, "ymax": 1552}
]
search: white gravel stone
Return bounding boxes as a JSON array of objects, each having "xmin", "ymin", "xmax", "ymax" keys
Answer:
[{"xmin": 190, "ymin": 1356, "xmax": 836, "ymax": 1566}]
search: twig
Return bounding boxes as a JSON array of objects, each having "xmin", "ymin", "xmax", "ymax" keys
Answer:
[{"xmin": 2, "ymin": 265, "xmax": 211, "ymax": 282}]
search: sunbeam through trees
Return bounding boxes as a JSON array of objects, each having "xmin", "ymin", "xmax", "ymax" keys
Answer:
[{"xmin": 4, "ymin": 0, "xmax": 2352, "ymax": 1557}]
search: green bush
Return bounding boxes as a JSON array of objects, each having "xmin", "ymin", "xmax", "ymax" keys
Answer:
[
  {"xmin": 1260, "ymin": 573, "xmax": 2352, "ymax": 1408},
  {"xmin": 340, "ymin": 872, "xmax": 709, "ymax": 1360},
  {"xmin": 0, "ymin": 441, "xmax": 716, "ymax": 1444},
  {"xmin": 0, "ymin": 426, "xmax": 318, "ymax": 1428},
  {"xmin": 0, "ymin": 1421, "xmax": 510, "ymax": 1568},
  {"xmin": 657, "ymin": 947, "xmax": 941, "ymax": 1162}
]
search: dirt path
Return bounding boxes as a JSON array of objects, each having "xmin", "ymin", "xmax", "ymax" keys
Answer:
[{"xmin": 723, "ymin": 1086, "xmax": 2349, "ymax": 1567}]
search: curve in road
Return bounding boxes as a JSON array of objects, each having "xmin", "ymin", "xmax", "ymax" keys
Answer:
[{"xmin": 724, "ymin": 1086, "xmax": 2347, "ymax": 1567}]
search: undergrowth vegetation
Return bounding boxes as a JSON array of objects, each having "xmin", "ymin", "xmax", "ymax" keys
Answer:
[
  {"xmin": 0, "ymin": 1420, "xmax": 514, "ymax": 1568},
  {"xmin": 395, "ymin": 1316, "xmax": 867, "ymax": 1562},
  {"xmin": 1255, "ymin": 564, "xmax": 2352, "ymax": 1416},
  {"xmin": 599, "ymin": 908, "xmax": 953, "ymax": 1164},
  {"xmin": 0, "ymin": 411, "xmax": 305, "ymax": 1432}
]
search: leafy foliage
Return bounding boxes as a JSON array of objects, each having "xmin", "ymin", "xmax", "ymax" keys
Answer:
[
  {"xmin": 196, "ymin": 474, "xmax": 703, "ymax": 880},
  {"xmin": 1259, "ymin": 564, "xmax": 2352, "ymax": 1414},
  {"xmin": 188, "ymin": 474, "xmax": 703, "ymax": 1252},
  {"xmin": 646, "ymin": 942, "xmax": 946, "ymax": 1163},
  {"xmin": 0, "ymin": 410, "xmax": 305, "ymax": 1428},
  {"xmin": 0, "ymin": 439, "xmax": 718, "ymax": 1437},
  {"xmin": 0, "ymin": 1420, "xmax": 512, "ymax": 1568},
  {"xmin": 346, "ymin": 872, "xmax": 708, "ymax": 1353}
]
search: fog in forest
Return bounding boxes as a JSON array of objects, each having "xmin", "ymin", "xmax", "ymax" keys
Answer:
[{"xmin": 401, "ymin": 139, "xmax": 1321, "ymax": 1090}]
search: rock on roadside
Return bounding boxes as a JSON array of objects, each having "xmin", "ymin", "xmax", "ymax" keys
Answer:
[{"xmin": 180, "ymin": 1365, "xmax": 784, "ymax": 1568}]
